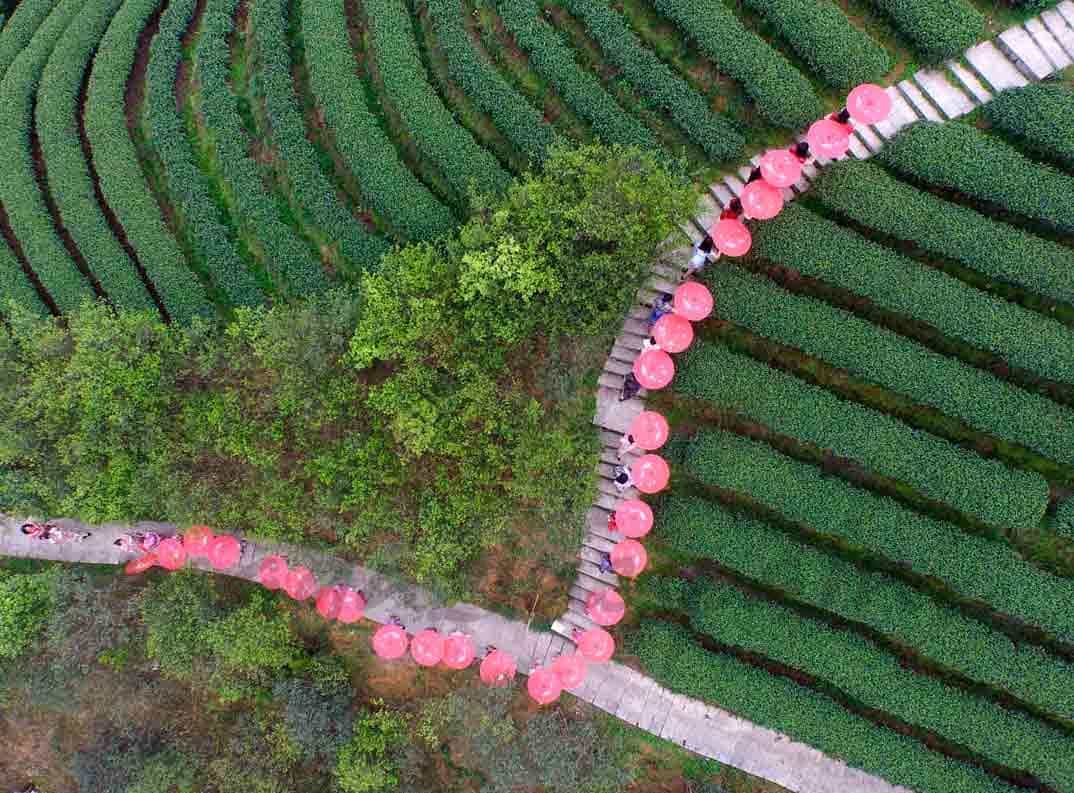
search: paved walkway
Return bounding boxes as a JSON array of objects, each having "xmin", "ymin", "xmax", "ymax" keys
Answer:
[
  {"xmin": 558, "ymin": 0, "xmax": 1074, "ymax": 643},
  {"xmin": 0, "ymin": 514, "xmax": 904, "ymax": 793}
]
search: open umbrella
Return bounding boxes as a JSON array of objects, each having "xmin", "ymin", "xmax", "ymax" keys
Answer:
[
  {"xmin": 208, "ymin": 534, "xmax": 241, "ymax": 571},
  {"xmin": 156, "ymin": 537, "xmax": 187, "ymax": 571},
  {"xmin": 527, "ymin": 667, "xmax": 562, "ymax": 705},
  {"xmin": 372, "ymin": 623, "xmax": 409, "ymax": 660},
  {"xmin": 284, "ymin": 566, "xmax": 318, "ymax": 601},
  {"xmin": 411, "ymin": 629, "xmax": 445, "ymax": 667},
  {"xmin": 316, "ymin": 586, "xmax": 343, "ymax": 620},
  {"xmin": 337, "ymin": 588, "xmax": 366, "ymax": 624},
  {"xmin": 258, "ymin": 555, "xmax": 288, "ymax": 590},
  {"xmin": 550, "ymin": 653, "xmax": 588, "ymax": 690},
  {"xmin": 442, "ymin": 633, "xmax": 476, "ymax": 670},
  {"xmin": 586, "ymin": 588, "xmax": 626, "ymax": 627},
  {"xmin": 480, "ymin": 650, "xmax": 517, "ymax": 687},
  {"xmin": 576, "ymin": 628, "xmax": 615, "ymax": 664}
]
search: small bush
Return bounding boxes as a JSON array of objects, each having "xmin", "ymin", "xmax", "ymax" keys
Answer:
[
  {"xmin": 1056, "ymin": 497, "xmax": 1074, "ymax": 541},
  {"xmin": 273, "ymin": 677, "xmax": 355, "ymax": 759},
  {"xmin": 984, "ymin": 83, "xmax": 1074, "ymax": 171},
  {"xmin": 0, "ymin": 569, "xmax": 54, "ymax": 661},
  {"xmin": 204, "ymin": 591, "xmax": 300, "ymax": 676},
  {"xmin": 866, "ymin": 0, "xmax": 984, "ymax": 62},
  {"xmin": 139, "ymin": 572, "xmax": 219, "ymax": 679},
  {"xmin": 335, "ymin": 704, "xmax": 409, "ymax": 793}
]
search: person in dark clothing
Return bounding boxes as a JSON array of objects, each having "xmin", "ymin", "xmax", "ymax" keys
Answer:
[
  {"xmin": 720, "ymin": 197, "xmax": 743, "ymax": 221},
  {"xmin": 647, "ymin": 292, "xmax": 674, "ymax": 326},
  {"xmin": 612, "ymin": 464, "xmax": 633, "ymax": 493},
  {"xmin": 746, "ymin": 167, "xmax": 762, "ymax": 183},
  {"xmin": 598, "ymin": 552, "xmax": 614, "ymax": 574},
  {"xmin": 790, "ymin": 140, "xmax": 810, "ymax": 162},
  {"xmin": 687, "ymin": 233, "xmax": 717, "ymax": 275},
  {"xmin": 619, "ymin": 373, "xmax": 641, "ymax": 402}
]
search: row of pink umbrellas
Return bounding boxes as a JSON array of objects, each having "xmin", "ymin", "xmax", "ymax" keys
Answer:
[
  {"xmin": 706, "ymin": 83, "xmax": 893, "ymax": 258},
  {"xmin": 124, "ymin": 525, "xmax": 241, "ymax": 574}
]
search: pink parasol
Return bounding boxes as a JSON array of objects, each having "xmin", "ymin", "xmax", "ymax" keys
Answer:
[
  {"xmin": 283, "ymin": 566, "xmax": 318, "ymax": 601},
  {"xmin": 632, "ymin": 454, "xmax": 670, "ymax": 494},
  {"xmin": 258, "ymin": 555, "xmax": 288, "ymax": 590},
  {"xmin": 613, "ymin": 499, "xmax": 653, "ymax": 539},
  {"xmin": 586, "ymin": 588, "xmax": 626, "ymax": 627},
  {"xmin": 610, "ymin": 539, "xmax": 648, "ymax": 578},
  {"xmin": 337, "ymin": 588, "xmax": 366, "ymax": 624},
  {"xmin": 550, "ymin": 653, "xmax": 588, "ymax": 690},
  {"xmin": 632, "ymin": 350, "xmax": 675, "ymax": 391},
  {"xmin": 629, "ymin": 411, "xmax": 669, "ymax": 452},
  {"xmin": 712, "ymin": 218, "xmax": 751, "ymax": 258},
  {"xmin": 480, "ymin": 649, "xmax": 518, "ymax": 687},
  {"xmin": 847, "ymin": 83, "xmax": 892, "ymax": 124},
  {"xmin": 442, "ymin": 633, "xmax": 476, "ymax": 670},
  {"xmin": 208, "ymin": 534, "xmax": 242, "ymax": 571},
  {"xmin": 316, "ymin": 586, "xmax": 343, "ymax": 620},
  {"xmin": 576, "ymin": 628, "xmax": 615, "ymax": 663},
  {"xmin": 410, "ymin": 629, "xmax": 445, "ymax": 667},
  {"xmin": 527, "ymin": 667, "xmax": 563, "ymax": 705},
  {"xmin": 182, "ymin": 524, "xmax": 215, "ymax": 557},
  {"xmin": 673, "ymin": 282, "xmax": 714, "ymax": 321},
  {"xmin": 652, "ymin": 314, "xmax": 694, "ymax": 354},
  {"xmin": 372, "ymin": 623, "xmax": 409, "ymax": 660}
]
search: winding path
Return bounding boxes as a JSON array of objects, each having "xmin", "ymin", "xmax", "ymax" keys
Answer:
[{"xmin": 3, "ymin": 6, "xmax": 1073, "ymax": 793}]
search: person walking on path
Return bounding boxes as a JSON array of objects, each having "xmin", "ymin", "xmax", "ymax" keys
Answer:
[
  {"xmin": 647, "ymin": 293, "xmax": 673, "ymax": 327},
  {"xmin": 113, "ymin": 531, "xmax": 162, "ymax": 554},
  {"xmin": 617, "ymin": 432, "xmax": 637, "ymax": 459},
  {"xmin": 612, "ymin": 465, "xmax": 633, "ymax": 494},
  {"xmin": 20, "ymin": 522, "xmax": 91, "ymax": 543},
  {"xmin": 619, "ymin": 373, "xmax": 641, "ymax": 402}
]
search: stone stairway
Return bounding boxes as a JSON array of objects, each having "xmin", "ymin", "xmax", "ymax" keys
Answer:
[{"xmin": 552, "ymin": 0, "xmax": 1074, "ymax": 641}]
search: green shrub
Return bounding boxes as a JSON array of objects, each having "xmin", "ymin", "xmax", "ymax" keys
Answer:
[
  {"xmin": 299, "ymin": 0, "xmax": 455, "ymax": 240},
  {"xmin": 749, "ymin": 203, "xmax": 1074, "ymax": 386},
  {"xmin": 742, "ymin": 0, "xmax": 891, "ymax": 87},
  {"xmin": 650, "ymin": 0, "xmax": 823, "ymax": 128},
  {"xmin": 683, "ymin": 429, "xmax": 1074, "ymax": 643},
  {"xmin": 984, "ymin": 83, "xmax": 1074, "ymax": 171},
  {"xmin": 0, "ymin": 0, "xmax": 55, "ymax": 77},
  {"xmin": 0, "ymin": 0, "xmax": 97, "ymax": 312},
  {"xmin": 0, "ymin": 569, "xmax": 54, "ymax": 661},
  {"xmin": 195, "ymin": 0, "xmax": 330, "ymax": 296},
  {"xmin": 335, "ymin": 705, "xmax": 408, "ymax": 793},
  {"xmin": 0, "ymin": 250, "xmax": 45, "ymax": 315},
  {"xmin": 84, "ymin": 0, "xmax": 214, "ymax": 322},
  {"xmin": 705, "ymin": 265, "xmax": 1074, "ymax": 463},
  {"xmin": 679, "ymin": 577, "xmax": 1074, "ymax": 791},
  {"xmin": 273, "ymin": 677, "xmax": 355, "ymax": 759},
  {"xmin": 677, "ymin": 340, "xmax": 1047, "ymax": 527},
  {"xmin": 248, "ymin": 0, "xmax": 389, "ymax": 274},
  {"xmin": 493, "ymin": 0, "xmax": 658, "ymax": 147},
  {"xmin": 878, "ymin": 121, "xmax": 1074, "ymax": 233},
  {"xmin": 866, "ymin": 0, "xmax": 984, "ymax": 62},
  {"xmin": 204, "ymin": 591, "xmax": 300, "ymax": 675},
  {"xmin": 661, "ymin": 495, "xmax": 1074, "ymax": 722},
  {"xmin": 365, "ymin": 0, "xmax": 511, "ymax": 205},
  {"xmin": 1056, "ymin": 497, "xmax": 1074, "ymax": 541},
  {"xmin": 38, "ymin": 0, "xmax": 160, "ymax": 313},
  {"xmin": 812, "ymin": 159, "xmax": 1074, "ymax": 305},
  {"xmin": 425, "ymin": 0, "xmax": 558, "ymax": 164},
  {"xmin": 145, "ymin": 0, "xmax": 264, "ymax": 306},
  {"xmin": 557, "ymin": 0, "xmax": 743, "ymax": 160},
  {"xmin": 139, "ymin": 572, "xmax": 220, "ymax": 679},
  {"xmin": 630, "ymin": 621, "xmax": 1013, "ymax": 793}
]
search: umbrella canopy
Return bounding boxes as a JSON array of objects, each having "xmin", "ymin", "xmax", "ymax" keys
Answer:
[
  {"xmin": 442, "ymin": 633, "xmax": 476, "ymax": 670},
  {"xmin": 610, "ymin": 539, "xmax": 648, "ymax": 578},
  {"xmin": 586, "ymin": 588, "xmax": 626, "ymax": 627},
  {"xmin": 410, "ymin": 629, "xmax": 445, "ymax": 667},
  {"xmin": 208, "ymin": 535, "xmax": 242, "ymax": 571},
  {"xmin": 372, "ymin": 624, "xmax": 409, "ymax": 660},
  {"xmin": 124, "ymin": 553, "xmax": 157, "ymax": 575},
  {"xmin": 480, "ymin": 650, "xmax": 517, "ymax": 687},
  {"xmin": 316, "ymin": 586, "xmax": 343, "ymax": 620},
  {"xmin": 156, "ymin": 537, "xmax": 187, "ymax": 571},
  {"xmin": 527, "ymin": 667, "xmax": 562, "ymax": 705},
  {"xmin": 258, "ymin": 555, "xmax": 288, "ymax": 590},
  {"xmin": 283, "ymin": 566, "xmax": 318, "ymax": 601},
  {"xmin": 182, "ymin": 524, "xmax": 214, "ymax": 557},
  {"xmin": 576, "ymin": 628, "xmax": 615, "ymax": 664},
  {"xmin": 550, "ymin": 653, "xmax": 588, "ymax": 690},
  {"xmin": 337, "ymin": 588, "xmax": 366, "ymax": 624}
]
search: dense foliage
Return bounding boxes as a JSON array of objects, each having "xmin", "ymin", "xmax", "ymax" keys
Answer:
[
  {"xmin": 675, "ymin": 576, "xmax": 1074, "ymax": 790},
  {"xmin": 0, "ymin": 0, "xmax": 55, "ymax": 78},
  {"xmin": 741, "ymin": 0, "xmax": 891, "ymax": 87},
  {"xmin": 676, "ymin": 340, "xmax": 1047, "ymax": 528},
  {"xmin": 1057, "ymin": 496, "xmax": 1074, "ymax": 540},
  {"xmin": 195, "ymin": 0, "xmax": 331, "ymax": 296},
  {"xmin": 38, "ymin": 0, "xmax": 158, "ymax": 312},
  {"xmin": 865, "ymin": 0, "xmax": 984, "ymax": 62},
  {"xmin": 0, "ymin": 568, "xmax": 54, "ymax": 661},
  {"xmin": 494, "ymin": 0, "xmax": 657, "ymax": 148},
  {"xmin": 630, "ymin": 621, "xmax": 1013, "ymax": 793},
  {"xmin": 683, "ymin": 430, "xmax": 1074, "ymax": 643},
  {"xmin": 0, "ymin": 0, "xmax": 96, "ymax": 312},
  {"xmin": 557, "ymin": 0, "xmax": 743, "ymax": 160},
  {"xmin": 299, "ymin": 0, "xmax": 455, "ymax": 240},
  {"xmin": 85, "ymin": 0, "xmax": 215, "ymax": 322},
  {"xmin": 984, "ymin": 82, "xmax": 1074, "ymax": 170},
  {"xmin": 249, "ymin": 0, "xmax": 389, "ymax": 274},
  {"xmin": 0, "ymin": 144, "xmax": 691, "ymax": 591},
  {"xmin": 749, "ymin": 204, "xmax": 1074, "ymax": 386},
  {"xmin": 705, "ymin": 266, "xmax": 1074, "ymax": 463},
  {"xmin": 145, "ymin": 0, "xmax": 265, "ymax": 306},
  {"xmin": 425, "ymin": 0, "xmax": 559, "ymax": 164},
  {"xmin": 878, "ymin": 121, "xmax": 1074, "ymax": 233},
  {"xmin": 660, "ymin": 496, "xmax": 1074, "ymax": 721},
  {"xmin": 811, "ymin": 159, "xmax": 1074, "ymax": 306},
  {"xmin": 650, "ymin": 0, "xmax": 823, "ymax": 128},
  {"xmin": 365, "ymin": 0, "xmax": 511, "ymax": 205}
]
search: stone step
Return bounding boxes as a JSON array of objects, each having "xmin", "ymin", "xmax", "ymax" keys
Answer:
[
  {"xmin": 550, "ymin": 618, "xmax": 576, "ymax": 640},
  {"xmin": 694, "ymin": 191, "xmax": 723, "ymax": 232},
  {"xmin": 870, "ymin": 87, "xmax": 917, "ymax": 139},
  {"xmin": 1061, "ymin": 0, "xmax": 1074, "ymax": 28},
  {"xmin": 845, "ymin": 132, "xmax": 870, "ymax": 160},
  {"xmin": 587, "ymin": 507, "xmax": 617, "ymax": 538},
  {"xmin": 621, "ymin": 316, "xmax": 649, "ymax": 337},
  {"xmin": 897, "ymin": 79, "xmax": 943, "ymax": 122},
  {"xmin": 578, "ymin": 562, "xmax": 619, "ymax": 587},
  {"xmin": 912, "ymin": 69, "xmax": 976, "ymax": 119},
  {"xmin": 708, "ymin": 182, "xmax": 733, "ymax": 208},
  {"xmin": 604, "ymin": 357, "xmax": 632, "ymax": 377},
  {"xmin": 595, "ymin": 491, "xmax": 619, "ymax": 511},
  {"xmin": 560, "ymin": 606, "xmax": 598, "ymax": 635},
  {"xmin": 998, "ymin": 25, "xmax": 1055, "ymax": 80},
  {"xmin": 596, "ymin": 477, "xmax": 631, "ymax": 498},
  {"xmin": 594, "ymin": 390, "xmax": 645, "ymax": 433},
  {"xmin": 651, "ymin": 262, "xmax": 680, "ymax": 281},
  {"xmin": 598, "ymin": 446, "xmax": 639, "ymax": 468},
  {"xmin": 609, "ymin": 343, "xmax": 639, "ymax": 363},
  {"xmin": 854, "ymin": 124, "xmax": 883, "ymax": 153},
  {"xmin": 647, "ymin": 275, "xmax": 678, "ymax": 294},
  {"xmin": 1041, "ymin": 9, "xmax": 1074, "ymax": 59},
  {"xmin": 579, "ymin": 545, "xmax": 608, "ymax": 566},
  {"xmin": 965, "ymin": 40, "xmax": 1029, "ymax": 92},
  {"xmin": 583, "ymin": 533, "xmax": 617, "ymax": 554},
  {"xmin": 946, "ymin": 60, "xmax": 992, "ymax": 103},
  {"xmin": 678, "ymin": 222, "xmax": 703, "ymax": 244},
  {"xmin": 614, "ymin": 329, "xmax": 645, "ymax": 350},
  {"xmin": 597, "ymin": 371, "xmax": 625, "ymax": 391},
  {"xmin": 723, "ymin": 174, "xmax": 745, "ymax": 197},
  {"xmin": 1025, "ymin": 16, "xmax": 1073, "ymax": 68}
]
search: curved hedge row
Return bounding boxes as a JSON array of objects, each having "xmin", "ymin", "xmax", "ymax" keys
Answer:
[
  {"xmin": 557, "ymin": 0, "xmax": 742, "ymax": 161},
  {"xmin": 0, "ymin": 0, "xmax": 57, "ymax": 77},
  {"xmin": 676, "ymin": 340, "xmax": 1047, "ymax": 528},
  {"xmin": 493, "ymin": 0, "xmax": 657, "ymax": 148},
  {"xmin": 145, "ymin": 0, "xmax": 264, "ymax": 307},
  {"xmin": 983, "ymin": 83, "xmax": 1074, "ymax": 171},
  {"xmin": 650, "ymin": 0, "xmax": 822, "ymax": 129},
  {"xmin": 682, "ymin": 578, "xmax": 1074, "ymax": 792},
  {"xmin": 38, "ymin": 0, "xmax": 157, "ymax": 312},
  {"xmin": 425, "ymin": 0, "xmax": 557, "ymax": 165},
  {"xmin": 0, "ymin": 0, "xmax": 96, "ymax": 313},
  {"xmin": 812, "ymin": 159, "xmax": 1074, "ymax": 306},
  {"xmin": 683, "ymin": 429, "xmax": 1074, "ymax": 644},
  {"xmin": 866, "ymin": 0, "xmax": 984, "ymax": 62},
  {"xmin": 85, "ymin": 0, "xmax": 215, "ymax": 323},
  {"xmin": 195, "ymin": 0, "xmax": 330, "ymax": 296},
  {"xmin": 705, "ymin": 266, "xmax": 1074, "ymax": 464},
  {"xmin": 1057, "ymin": 497, "xmax": 1074, "ymax": 540},
  {"xmin": 365, "ymin": 0, "xmax": 511, "ymax": 204},
  {"xmin": 300, "ymin": 0, "xmax": 455, "ymax": 241},
  {"xmin": 741, "ymin": 0, "xmax": 891, "ymax": 88},
  {"xmin": 878, "ymin": 121, "xmax": 1074, "ymax": 233},
  {"xmin": 750, "ymin": 204, "xmax": 1074, "ymax": 387},
  {"xmin": 0, "ymin": 244, "xmax": 46, "ymax": 314},
  {"xmin": 631, "ymin": 622, "xmax": 1016, "ymax": 793},
  {"xmin": 249, "ymin": 0, "xmax": 389, "ymax": 273},
  {"xmin": 661, "ymin": 496, "xmax": 1074, "ymax": 722}
]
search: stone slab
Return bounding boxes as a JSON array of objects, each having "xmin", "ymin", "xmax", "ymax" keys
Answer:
[
  {"xmin": 723, "ymin": 174, "xmax": 745, "ymax": 196},
  {"xmin": 1041, "ymin": 11, "xmax": 1074, "ymax": 60},
  {"xmin": 998, "ymin": 24, "xmax": 1056, "ymax": 79},
  {"xmin": 1061, "ymin": 0, "xmax": 1074, "ymax": 28},
  {"xmin": 854, "ymin": 124, "xmax": 883, "ymax": 153},
  {"xmin": 896, "ymin": 79, "xmax": 943, "ymax": 121},
  {"xmin": 965, "ymin": 40, "xmax": 1028, "ymax": 92},
  {"xmin": 1025, "ymin": 17, "xmax": 1073, "ymax": 68},
  {"xmin": 708, "ymin": 182, "xmax": 733, "ymax": 207},
  {"xmin": 946, "ymin": 60, "xmax": 992, "ymax": 103},
  {"xmin": 870, "ymin": 88, "xmax": 917, "ymax": 138},
  {"xmin": 845, "ymin": 132, "xmax": 869, "ymax": 159},
  {"xmin": 912, "ymin": 69, "xmax": 976, "ymax": 119}
]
